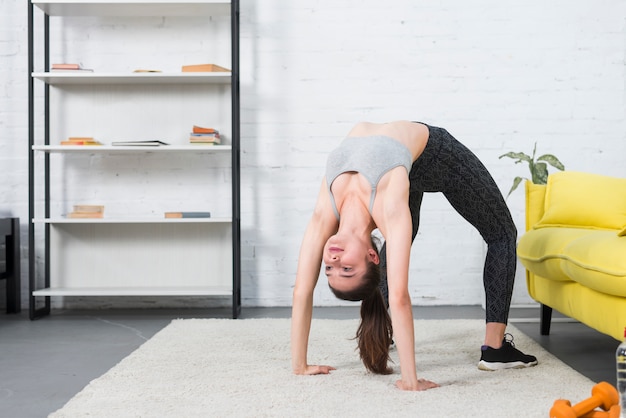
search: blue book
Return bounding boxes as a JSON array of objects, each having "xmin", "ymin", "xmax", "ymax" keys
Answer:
[{"xmin": 164, "ymin": 212, "xmax": 211, "ymax": 218}]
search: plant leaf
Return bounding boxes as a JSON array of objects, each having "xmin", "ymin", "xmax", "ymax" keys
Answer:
[
  {"xmin": 537, "ymin": 154, "xmax": 565, "ymax": 171},
  {"xmin": 532, "ymin": 162, "xmax": 549, "ymax": 184},
  {"xmin": 499, "ymin": 152, "xmax": 532, "ymax": 164},
  {"xmin": 505, "ymin": 176, "xmax": 525, "ymax": 198}
]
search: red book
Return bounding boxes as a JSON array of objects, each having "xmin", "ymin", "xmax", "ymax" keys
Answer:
[
  {"xmin": 192, "ymin": 125, "xmax": 218, "ymax": 134},
  {"xmin": 52, "ymin": 63, "xmax": 82, "ymax": 70}
]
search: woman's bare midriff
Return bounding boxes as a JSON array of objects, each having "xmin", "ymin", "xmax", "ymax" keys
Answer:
[{"xmin": 346, "ymin": 121, "xmax": 429, "ymax": 162}]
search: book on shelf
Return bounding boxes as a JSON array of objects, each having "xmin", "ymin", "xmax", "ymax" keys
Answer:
[
  {"xmin": 51, "ymin": 63, "xmax": 94, "ymax": 72},
  {"xmin": 67, "ymin": 212, "xmax": 104, "ymax": 219},
  {"xmin": 111, "ymin": 140, "xmax": 170, "ymax": 147},
  {"xmin": 181, "ymin": 63, "xmax": 230, "ymax": 73},
  {"xmin": 164, "ymin": 211, "xmax": 211, "ymax": 219},
  {"xmin": 192, "ymin": 125, "xmax": 218, "ymax": 134},
  {"xmin": 73, "ymin": 205, "xmax": 104, "ymax": 213},
  {"xmin": 52, "ymin": 63, "xmax": 81, "ymax": 70},
  {"xmin": 189, "ymin": 133, "xmax": 221, "ymax": 144},
  {"xmin": 133, "ymin": 69, "xmax": 162, "ymax": 73},
  {"xmin": 61, "ymin": 137, "xmax": 103, "ymax": 146},
  {"xmin": 67, "ymin": 204, "xmax": 104, "ymax": 219}
]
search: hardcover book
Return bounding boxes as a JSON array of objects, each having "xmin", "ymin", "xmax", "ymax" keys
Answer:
[
  {"xmin": 181, "ymin": 63, "xmax": 230, "ymax": 72},
  {"xmin": 111, "ymin": 140, "xmax": 169, "ymax": 147},
  {"xmin": 164, "ymin": 212, "xmax": 211, "ymax": 218}
]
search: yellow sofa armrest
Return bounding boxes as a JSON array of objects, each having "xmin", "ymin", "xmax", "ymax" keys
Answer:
[{"xmin": 525, "ymin": 180, "xmax": 546, "ymax": 231}]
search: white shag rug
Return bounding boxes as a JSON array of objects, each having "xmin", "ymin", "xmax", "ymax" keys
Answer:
[{"xmin": 50, "ymin": 318, "xmax": 596, "ymax": 418}]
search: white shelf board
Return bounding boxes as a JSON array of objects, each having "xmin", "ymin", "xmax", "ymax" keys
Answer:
[
  {"xmin": 33, "ymin": 217, "xmax": 232, "ymax": 224},
  {"xmin": 32, "ymin": 72, "xmax": 231, "ymax": 85},
  {"xmin": 32, "ymin": 286, "xmax": 232, "ymax": 297},
  {"xmin": 32, "ymin": 1, "xmax": 231, "ymax": 17},
  {"xmin": 32, "ymin": 144, "xmax": 231, "ymax": 153}
]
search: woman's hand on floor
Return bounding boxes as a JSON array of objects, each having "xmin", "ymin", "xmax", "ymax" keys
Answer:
[
  {"xmin": 396, "ymin": 377, "xmax": 439, "ymax": 391},
  {"xmin": 297, "ymin": 365, "xmax": 336, "ymax": 375}
]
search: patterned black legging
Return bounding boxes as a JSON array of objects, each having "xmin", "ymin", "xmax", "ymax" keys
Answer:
[{"xmin": 378, "ymin": 123, "xmax": 517, "ymax": 324}]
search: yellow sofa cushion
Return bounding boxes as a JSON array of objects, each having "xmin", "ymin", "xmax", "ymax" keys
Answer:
[
  {"xmin": 517, "ymin": 228, "xmax": 596, "ymax": 281},
  {"xmin": 562, "ymin": 231, "xmax": 626, "ymax": 297},
  {"xmin": 535, "ymin": 171, "xmax": 626, "ymax": 230},
  {"xmin": 518, "ymin": 228, "xmax": 626, "ymax": 297}
]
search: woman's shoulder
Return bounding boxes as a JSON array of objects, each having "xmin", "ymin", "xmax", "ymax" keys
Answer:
[
  {"xmin": 348, "ymin": 120, "xmax": 426, "ymax": 139},
  {"xmin": 347, "ymin": 120, "xmax": 416, "ymax": 135}
]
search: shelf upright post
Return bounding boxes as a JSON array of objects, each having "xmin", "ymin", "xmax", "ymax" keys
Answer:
[
  {"xmin": 28, "ymin": 1, "xmax": 51, "ymax": 319},
  {"xmin": 231, "ymin": 0, "xmax": 242, "ymax": 319},
  {"xmin": 44, "ymin": 10, "xmax": 51, "ymax": 315},
  {"xmin": 27, "ymin": 0, "xmax": 35, "ymax": 319}
]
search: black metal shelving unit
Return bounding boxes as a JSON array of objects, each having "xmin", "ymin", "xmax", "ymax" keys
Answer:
[{"xmin": 27, "ymin": 0, "xmax": 241, "ymax": 319}]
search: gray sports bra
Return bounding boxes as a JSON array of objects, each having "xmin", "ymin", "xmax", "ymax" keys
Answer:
[{"xmin": 325, "ymin": 135, "xmax": 413, "ymax": 220}]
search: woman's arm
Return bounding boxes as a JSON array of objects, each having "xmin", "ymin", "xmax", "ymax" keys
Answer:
[
  {"xmin": 384, "ymin": 203, "xmax": 418, "ymax": 388},
  {"xmin": 377, "ymin": 174, "xmax": 438, "ymax": 391},
  {"xmin": 291, "ymin": 179, "xmax": 338, "ymax": 375}
]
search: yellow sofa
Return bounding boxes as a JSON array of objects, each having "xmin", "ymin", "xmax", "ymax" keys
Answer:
[{"xmin": 516, "ymin": 171, "xmax": 626, "ymax": 341}]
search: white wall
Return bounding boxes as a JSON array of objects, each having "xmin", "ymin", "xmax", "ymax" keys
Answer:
[{"xmin": 1, "ymin": 0, "xmax": 625, "ymax": 310}]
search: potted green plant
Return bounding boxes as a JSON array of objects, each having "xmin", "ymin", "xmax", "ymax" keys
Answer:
[{"xmin": 499, "ymin": 142, "xmax": 565, "ymax": 198}]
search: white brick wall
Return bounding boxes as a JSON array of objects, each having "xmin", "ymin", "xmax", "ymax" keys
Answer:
[
  {"xmin": 1, "ymin": 0, "xmax": 30, "ymax": 311},
  {"xmin": 2, "ymin": 0, "xmax": 625, "ymax": 310}
]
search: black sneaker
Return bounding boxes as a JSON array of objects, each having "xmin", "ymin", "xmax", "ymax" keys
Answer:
[{"xmin": 478, "ymin": 333, "xmax": 538, "ymax": 371}]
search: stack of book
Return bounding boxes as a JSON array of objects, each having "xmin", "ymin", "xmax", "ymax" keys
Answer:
[
  {"xmin": 61, "ymin": 137, "xmax": 103, "ymax": 146},
  {"xmin": 67, "ymin": 205, "xmax": 104, "ymax": 219},
  {"xmin": 189, "ymin": 125, "xmax": 221, "ymax": 145}
]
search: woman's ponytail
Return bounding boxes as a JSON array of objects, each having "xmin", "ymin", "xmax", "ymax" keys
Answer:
[{"xmin": 357, "ymin": 286, "xmax": 393, "ymax": 374}]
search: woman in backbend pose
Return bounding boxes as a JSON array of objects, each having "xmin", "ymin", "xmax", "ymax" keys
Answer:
[{"xmin": 291, "ymin": 120, "xmax": 537, "ymax": 391}]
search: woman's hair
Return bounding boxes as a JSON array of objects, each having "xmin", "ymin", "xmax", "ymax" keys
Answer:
[{"xmin": 328, "ymin": 237, "xmax": 393, "ymax": 375}]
